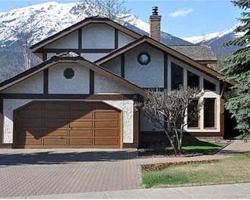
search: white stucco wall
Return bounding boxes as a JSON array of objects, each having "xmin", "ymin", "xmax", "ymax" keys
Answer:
[
  {"xmin": 48, "ymin": 63, "xmax": 90, "ymax": 94},
  {"xmin": 82, "ymin": 24, "xmax": 115, "ymax": 49},
  {"xmin": 104, "ymin": 100, "xmax": 134, "ymax": 143},
  {"xmin": 81, "ymin": 53, "xmax": 108, "ymax": 62},
  {"xmin": 124, "ymin": 43, "xmax": 164, "ymax": 88},
  {"xmin": 1, "ymin": 72, "xmax": 43, "ymax": 94},
  {"xmin": 102, "ymin": 56, "xmax": 121, "ymax": 76},
  {"xmin": 118, "ymin": 31, "xmax": 134, "ymax": 48},
  {"xmin": 45, "ymin": 31, "xmax": 78, "ymax": 49},
  {"xmin": 3, "ymin": 99, "xmax": 32, "ymax": 143},
  {"xmin": 94, "ymin": 74, "xmax": 133, "ymax": 94}
]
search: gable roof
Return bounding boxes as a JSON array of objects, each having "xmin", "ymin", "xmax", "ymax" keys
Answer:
[
  {"xmin": 30, "ymin": 17, "xmax": 142, "ymax": 52},
  {"xmin": 0, "ymin": 53, "xmax": 146, "ymax": 96},
  {"xmin": 95, "ymin": 36, "xmax": 233, "ymax": 85},
  {"xmin": 170, "ymin": 45, "xmax": 217, "ymax": 62}
]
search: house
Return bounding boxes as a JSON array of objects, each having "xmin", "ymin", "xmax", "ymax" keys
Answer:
[{"xmin": 0, "ymin": 7, "xmax": 231, "ymax": 149}]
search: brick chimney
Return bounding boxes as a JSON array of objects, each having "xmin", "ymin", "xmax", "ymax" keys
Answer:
[{"xmin": 150, "ymin": 6, "xmax": 161, "ymax": 41}]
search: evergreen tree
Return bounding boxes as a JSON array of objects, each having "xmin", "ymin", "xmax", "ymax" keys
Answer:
[{"xmin": 222, "ymin": 0, "xmax": 250, "ymax": 136}]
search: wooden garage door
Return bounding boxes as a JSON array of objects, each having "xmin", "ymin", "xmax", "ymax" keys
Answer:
[{"xmin": 14, "ymin": 101, "xmax": 121, "ymax": 148}]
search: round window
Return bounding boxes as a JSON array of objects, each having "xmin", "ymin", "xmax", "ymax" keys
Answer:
[
  {"xmin": 137, "ymin": 52, "xmax": 151, "ymax": 65},
  {"xmin": 64, "ymin": 68, "xmax": 75, "ymax": 79}
]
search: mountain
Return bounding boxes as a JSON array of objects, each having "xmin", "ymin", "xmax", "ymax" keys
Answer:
[
  {"xmin": 184, "ymin": 25, "xmax": 241, "ymax": 59},
  {"xmin": 0, "ymin": 2, "xmax": 193, "ymax": 81}
]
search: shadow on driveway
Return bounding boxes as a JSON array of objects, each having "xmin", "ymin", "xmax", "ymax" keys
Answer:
[{"xmin": 0, "ymin": 150, "xmax": 139, "ymax": 166}]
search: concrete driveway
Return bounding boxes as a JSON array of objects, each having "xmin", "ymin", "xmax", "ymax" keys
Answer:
[{"xmin": 0, "ymin": 149, "xmax": 141, "ymax": 198}]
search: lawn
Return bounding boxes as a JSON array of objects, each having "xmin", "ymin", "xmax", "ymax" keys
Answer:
[
  {"xmin": 140, "ymin": 135, "xmax": 227, "ymax": 156},
  {"xmin": 143, "ymin": 152, "xmax": 250, "ymax": 188},
  {"xmin": 182, "ymin": 137, "xmax": 226, "ymax": 155}
]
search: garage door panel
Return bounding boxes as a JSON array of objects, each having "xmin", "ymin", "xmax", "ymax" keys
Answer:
[
  {"xmin": 45, "ymin": 119, "xmax": 69, "ymax": 128},
  {"xmin": 42, "ymin": 129, "xmax": 68, "ymax": 136},
  {"xmin": 43, "ymin": 138, "xmax": 67, "ymax": 145},
  {"xmin": 17, "ymin": 110, "xmax": 42, "ymax": 118},
  {"xmin": 69, "ymin": 138, "xmax": 93, "ymax": 145},
  {"xmin": 94, "ymin": 112, "xmax": 119, "ymax": 119},
  {"xmin": 70, "ymin": 102, "xmax": 94, "ymax": 110},
  {"xmin": 70, "ymin": 112, "xmax": 93, "ymax": 121},
  {"xmin": 95, "ymin": 120, "xmax": 119, "ymax": 128},
  {"xmin": 45, "ymin": 111, "xmax": 69, "ymax": 119},
  {"xmin": 94, "ymin": 138, "xmax": 120, "ymax": 146},
  {"xmin": 70, "ymin": 121, "xmax": 93, "ymax": 128},
  {"xmin": 45, "ymin": 103, "xmax": 69, "ymax": 111},
  {"xmin": 70, "ymin": 129, "xmax": 93, "ymax": 137},
  {"xmin": 17, "ymin": 119, "xmax": 42, "ymax": 128},
  {"xmin": 14, "ymin": 101, "xmax": 121, "ymax": 148},
  {"xmin": 94, "ymin": 129, "xmax": 120, "ymax": 137},
  {"xmin": 25, "ymin": 138, "xmax": 43, "ymax": 145}
]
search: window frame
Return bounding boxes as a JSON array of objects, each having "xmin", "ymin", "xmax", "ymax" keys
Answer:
[{"xmin": 203, "ymin": 98, "xmax": 217, "ymax": 129}]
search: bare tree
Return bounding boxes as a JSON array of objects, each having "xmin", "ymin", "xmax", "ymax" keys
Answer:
[
  {"xmin": 72, "ymin": 0, "xmax": 134, "ymax": 23},
  {"xmin": 142, "ymin": 87, "xmax": 202, "ymax": 155}
]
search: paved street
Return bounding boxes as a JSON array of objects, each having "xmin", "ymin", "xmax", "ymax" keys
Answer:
[{"xmin": 27, "ymin": 183, "xmax": 250, "ymax": 199}]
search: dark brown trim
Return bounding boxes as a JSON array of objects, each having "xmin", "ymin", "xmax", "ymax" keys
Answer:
[
  {"xmin": 89, "ymin": 70, "xmax": 95, "ymax": 94},
  {"xmin": 96, "ymin": 36, "xmax": 235, "ymax": 86},
  {"xmin": 143, "ymin": 87, "xmax": 164, "ymax": 91},
  {"xmin": 30, "ymin": 18, "xmax": 141, "ymax": 51},
  {"xmin": 43, "ymin": 69, "xmax": 48, "ymax": 95},
  {"xmin": 0, "ymin": 56, "xmax": 146, "ymax": 96},
  {"xmin": 78, "ymin": 28, "xmax": 82, "ymax": 50},
  {"xmin": 0, "ymin": 93, "xmax": 140, "ymax": 100},
  {"xmin": 0, "ymin": 99, "xmax": 3, "ymax": 146},
  {"xmin": 38, "ymin": 48, "xmax": 114, "ymax": 54},
  {"xmin": 115, "ymin": 29, "xmax": 118, "ymax": 49},
  {"xmin": 134, "ymin": 106, "xmax": 139, "ymax": 148},
  {"xmin": 42, "ymin": 53, "xmax": 47, "ymax": 61},
  {"xmin": 220, "ymin": 96, "xmax": 225, "ymax": 137},
  {"xmin": 121, "ymin": 54, "xmax": 125, "ymax": 78},
  {"xmin": 164, "ymin": 53, "xmax": 168, "ymax": 90}
]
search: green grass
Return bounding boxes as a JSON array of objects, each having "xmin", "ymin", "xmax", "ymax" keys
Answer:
[
  {"xmin": 140, "ymin": 135, "xmax": 226, "ymax": 156},
  {"xmin": 143, "ymin": 152, "xmax": 250, "ymax": 188},
  {"xmin": 182, "ymin": 138, "xmax": 225, "ymax": 155}
]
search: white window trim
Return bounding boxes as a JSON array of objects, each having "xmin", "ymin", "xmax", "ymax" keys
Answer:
[{"xmin": 168, "ymin": 56, "xmax": 221, "ymax": 133}]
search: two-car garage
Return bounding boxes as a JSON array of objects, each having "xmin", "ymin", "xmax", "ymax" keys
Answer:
[{"xmin": 13, "ymin": 101, "xmax": 121, "ymax": 148}]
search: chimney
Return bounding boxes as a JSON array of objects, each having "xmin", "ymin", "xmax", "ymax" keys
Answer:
[{"xmin": 150, "ymin": 6, "xmax": 161, "ymax": 41}]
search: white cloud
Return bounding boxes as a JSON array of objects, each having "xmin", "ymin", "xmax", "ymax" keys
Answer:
[{"xmin": 169, "ymin": 8, "xmax": 193, "ymax": 18}]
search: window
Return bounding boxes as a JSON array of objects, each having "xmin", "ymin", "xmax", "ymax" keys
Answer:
[
  {"xmin": 64, "ymin": 68, "xmax": 75, "ymax": 79},
  {"xmin": 187, "ymin": 99, "xmax": 199, "ymax": 128},
  {"xmin": 171, "ymin": 63, "xmax": 183, "ymax": 90},
  {"xmin": 137, "ymin": 52, "xmax": 151, "ymax": 65},
  {"xmin": 204, "ymin": 79, "xmax": 216, "ymax": 91},
  {"xmin": 204, "ymin": 98, "xmax": 216, "ymax": 128},
  {"xmin": 187, "ymin": 71, "xmax": 200, "ymax": 89}
]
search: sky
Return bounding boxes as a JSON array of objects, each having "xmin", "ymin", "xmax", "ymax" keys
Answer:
[{"xmin": 0, "ymin": 0, "xmax": 242, "ymax": 38}]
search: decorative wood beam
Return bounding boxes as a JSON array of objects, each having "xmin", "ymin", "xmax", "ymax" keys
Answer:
[
  {"xmin": 0, "ymin": 93, "xmax": 139, "ymax": 100},
  {"xmin": 37, "ymin": 49, "xmax": 115, "ymax": 54},
  {"xmin": 78, "ymin": 28, "xmax": 82, "ymax": 50},
  {"xmin": 164, "ymin": 53, "xmax": 168, "ymax": 90},
  {"xmin": 43, "ymin": 69, "xmax": 48, "ymax": 95},
  {"xmin": 0, "ymin": 99, "xmax": 3, "ymax": 145},
  {"xmin": 89, "ymin": 70, "xmax": 95, "ymax": 94},
  {"xmin": 115, "ymin": 29, "xmax": 119, "ymax": 49},
  {"xmin": 121, "ymin": 54, "xmax": 125, "ymax": 78}
]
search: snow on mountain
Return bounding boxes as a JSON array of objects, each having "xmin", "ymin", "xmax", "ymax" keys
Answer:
[
  {"xmin": 184, "ymin": 25, "xmax": 238, "ymax": 44},
  {"xmin": 184, "ymin": 25, "xmax": 241, "ymax": 58},
  {"xmin": 0, "ymin": 1, "xmax": 190, "ymax": 46}
]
